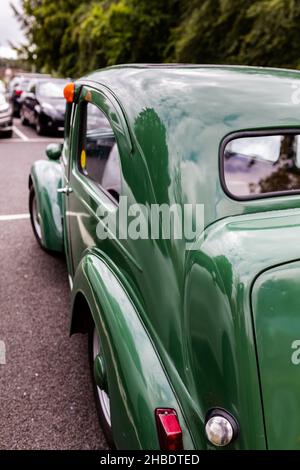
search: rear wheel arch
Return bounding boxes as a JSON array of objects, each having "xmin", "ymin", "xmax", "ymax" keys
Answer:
[
  {"xmin": 71, "ymin": 291, "xmax": 94, "ymax": 335},
  {"xmin": 70, "ymin": 253, "xmax": 195, "ymax": 450},
  {"xmin": 71, "ymin": 290, "xmax": 114, "ymax": 447}
]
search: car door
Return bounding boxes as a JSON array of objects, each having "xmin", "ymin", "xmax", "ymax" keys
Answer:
[
  {"xmin": 64, "ymin": 85, "xmax": 128, "ymax": 276},
  {"xmin": 24, "ymin": 82, "xmax": 37, "ymax": 124}
]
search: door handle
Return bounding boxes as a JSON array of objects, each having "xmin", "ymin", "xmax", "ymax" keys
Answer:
[{"xmin": 57, "ymin": 185, "xmax": 73, "ymax": 195}]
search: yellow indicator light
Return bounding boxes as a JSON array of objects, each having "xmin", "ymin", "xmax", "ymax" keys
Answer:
[{"xmin": 81, "ymin": 149, "xmax": 86, "ymax": 169}]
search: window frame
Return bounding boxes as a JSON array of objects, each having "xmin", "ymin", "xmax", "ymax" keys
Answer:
[
  {"xmin": 73, "ymin": 93, "xmax": 123, "ymax": 206},
  {"xmin": 220, "ymin": 128, "xmax": 300, "ymax": 201}
]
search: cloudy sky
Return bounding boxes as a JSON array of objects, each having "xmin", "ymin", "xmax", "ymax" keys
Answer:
[{"xmin": 0, "ymin": 0, "xmax": 25, "ymax": 58}]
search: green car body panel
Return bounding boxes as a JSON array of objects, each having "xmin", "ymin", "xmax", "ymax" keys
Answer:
[
  {"xmin": 30, "ymin": 65, "xmax": 300, "ymax": 449},
  {"xmin": 252, "ymin": 260, "xmax": 300, "ymax": 450},
  {"xmin": 70, "ymin": 252, "xmax": 194, "ymax": 449}
]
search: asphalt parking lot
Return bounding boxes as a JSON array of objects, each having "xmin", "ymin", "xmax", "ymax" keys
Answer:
[{"xmin": 0, "ymin": 120, "xmax": 107, "ymax": 449}]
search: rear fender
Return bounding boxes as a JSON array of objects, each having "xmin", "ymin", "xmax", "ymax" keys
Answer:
[{"xmin": 70, "ymin": 252, "xmax": 194, "ymax": 450}]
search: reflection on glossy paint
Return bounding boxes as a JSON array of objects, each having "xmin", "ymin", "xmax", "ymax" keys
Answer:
[{"xmin": 91, "ymin": 66, "xmax": 300, "ymax": 225}]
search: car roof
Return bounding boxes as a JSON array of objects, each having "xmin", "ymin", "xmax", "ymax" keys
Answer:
[
  {"xmin": 28, "ymin": 77, "xmax": 66, "ymax": 86},
  {"xmin": 80, "ymin": 65, "xmax": 300, "ymax": 226},
  {"xmin": 81, "ymin": 64, "xmax": 300, "ymax": 141},
  {"xmin": 82, "ymin": 64, "xmax": 300, "ymax": 125},
  {"xmin": 84, "ymin": 63, "xmax": 300, "ymax": 88},
  {"xmin": 14, "ymin": 73, "xmax": 51, "ymax": 78}
]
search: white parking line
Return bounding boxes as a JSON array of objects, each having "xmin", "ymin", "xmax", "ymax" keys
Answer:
[
  {"xmin": 0, "ymin": 213, "xmax": 30, "ymax": 221},
  {"xmin": 12, "ymin": 126, "xmax": 29, "ymax": 142}
]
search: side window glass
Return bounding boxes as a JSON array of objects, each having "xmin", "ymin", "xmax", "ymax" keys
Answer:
[
  {"xmin": 223, "ymin": 133, "xmax": 300, "ymax": 198},
  {"xmin": 79, "ymin": 102, "xmax": 121, "ymax": 202}
]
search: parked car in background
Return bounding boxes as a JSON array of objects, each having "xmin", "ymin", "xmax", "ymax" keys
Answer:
[
  {"xmin": 21, "ymin": 78, "xmax": 67, "ymax": 135},
  {"xmin": 28, "ymin": 64, "xmax": 300, "ymax": 450},
  {"xmin": 0, "ymin": 80, "xmax": 6, "ymax": 95},
  {"xmin": 8, "ymin": 73, "xmax": 50, "ymax": 117},
  {"xmin": 0, "ymin": 91, "xmax": 13, "ymax": 138},
  {"xmin": 19, "ymin": 77, "xmax": 48, "ymax": 125},
  {"xmin": 8, "ymin": 76, "xmax": 30, "ymax": 116}
]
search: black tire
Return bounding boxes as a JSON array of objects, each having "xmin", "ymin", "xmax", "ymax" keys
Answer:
[
  {"xmin": 36, "ymin": 116, "xmax": 47, "ymax": 136},
  {"xmin": 29, "ymin": 186, "xmax": 44, "ymax": 248},
  {"xmin": 4, "ymin": 129, "xmax": 13, "ymax": 138},
  {"xmin": 88, "ymin": 323, "xmax": 115, "ymax": 448},
  {"xmin": 13, "ymin": 107, "xmax": 20, "ymax": 118}
]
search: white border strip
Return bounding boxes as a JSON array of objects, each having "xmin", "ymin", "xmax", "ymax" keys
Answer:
[{"xmin": 0, "ymin": 213, "xmax": 30, "ymax": 221}]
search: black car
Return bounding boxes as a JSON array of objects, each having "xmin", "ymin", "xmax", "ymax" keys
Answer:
[
  {"xmin": 0, "ymin": 92, "xmax": 13, "ymax": 138},
  {"xmin": 20, "ymin": 78, "xmax": 67, "ymax": 135}
]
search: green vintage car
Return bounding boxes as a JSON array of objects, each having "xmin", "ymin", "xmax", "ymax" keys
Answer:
[{"xmin": 29, "ymin": 64, "xmax": 300, "ymax": 450}]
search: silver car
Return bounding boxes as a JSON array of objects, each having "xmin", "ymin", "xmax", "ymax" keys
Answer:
[{"xmin": 0, "ymin": 93, "xmax": 13, "ymax": 138}]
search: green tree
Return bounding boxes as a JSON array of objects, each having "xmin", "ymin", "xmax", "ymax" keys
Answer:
[
  {"xmin": 168, "ymin": 0, "xmax": 300, "ymax": 69},
  {"xmin": 238, "ymin": 0, "xmax": 300, "ymax": 68},
  {"xmin": 13, "ymin": 0, "xmax": 300, "ymax": 77},
  {"xmin": 15, "ymin": 0, "xmax": 180, "ymax": 76},
  {"xmin": 167, "ymin": 0, "xmax": 253, "ymax": 64},
  {"xmin": 13, "ymin": 0, "xmax": 90, "ymax": 74}
]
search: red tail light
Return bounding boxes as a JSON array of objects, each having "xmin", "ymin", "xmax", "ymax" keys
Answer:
[
  {"xmin": 14, "ymin": 89, "xmax": 23, "ymax": 96},
  {"xmin": 155, "ymin": 408, "xmax": 183, "ymax": 451}
]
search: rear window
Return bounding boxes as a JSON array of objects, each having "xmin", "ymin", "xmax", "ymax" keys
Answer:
[{"xmin": 222, "ymin": 131, "xmax": 300, "ymax": 199}]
